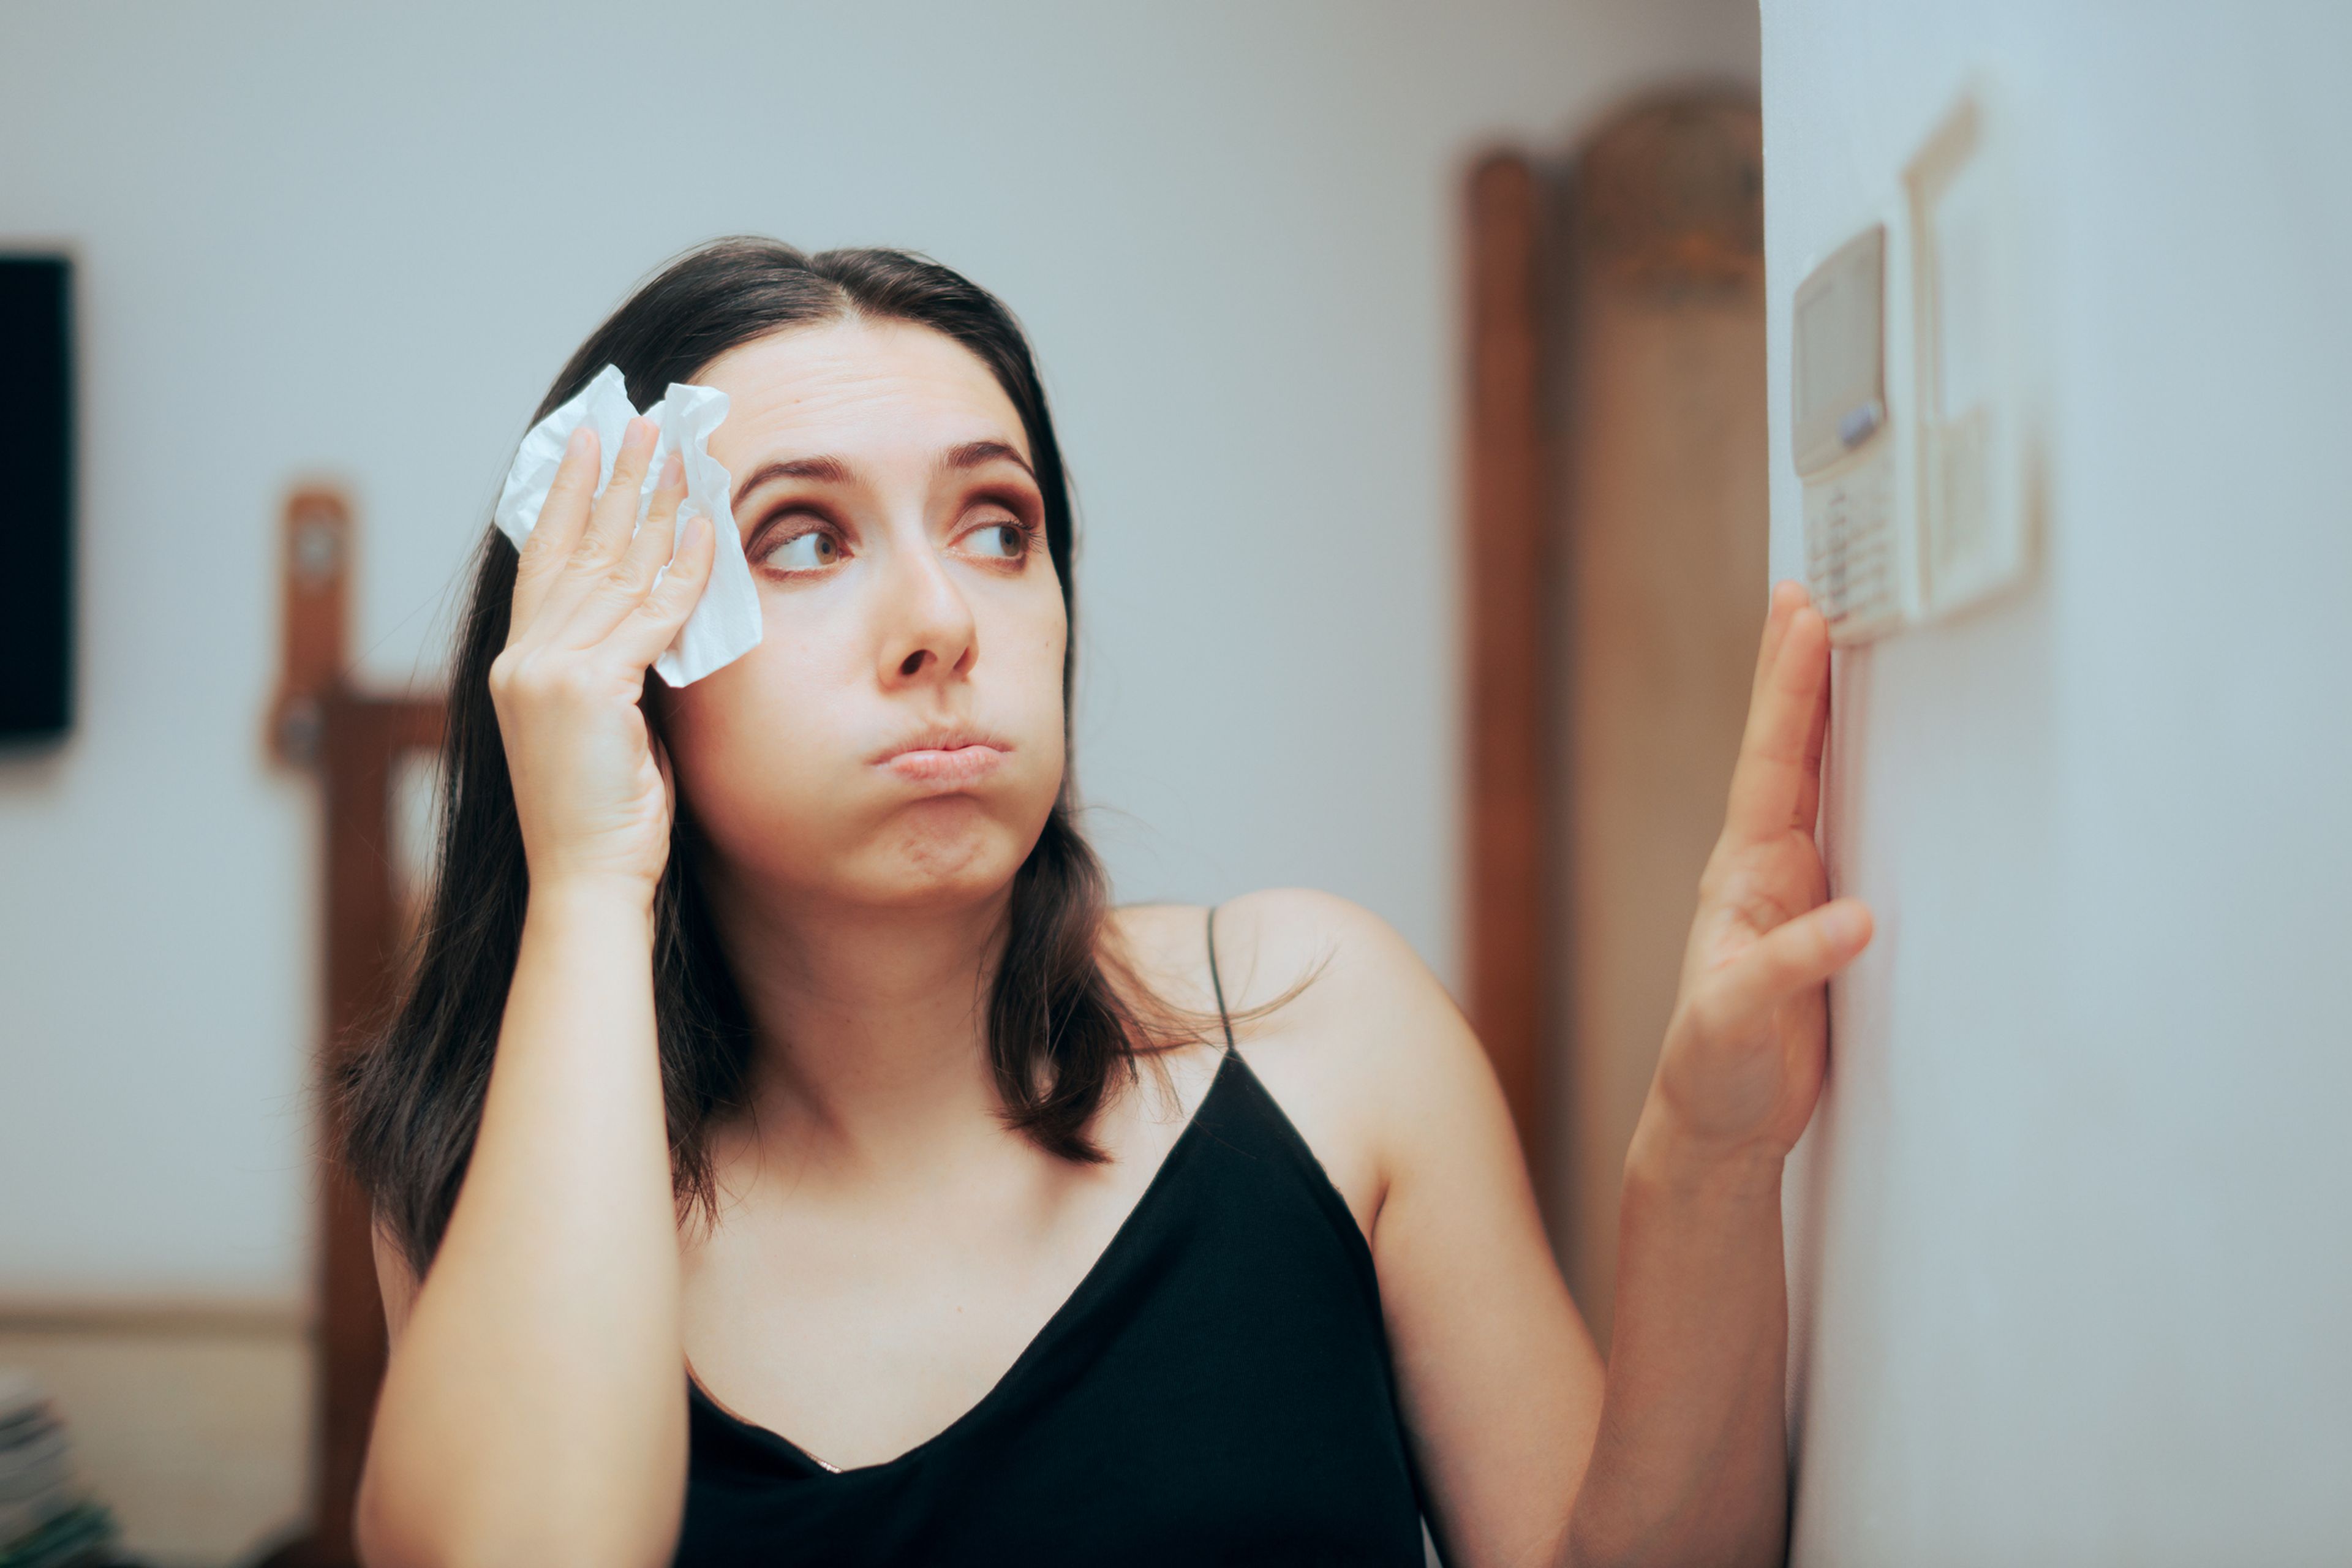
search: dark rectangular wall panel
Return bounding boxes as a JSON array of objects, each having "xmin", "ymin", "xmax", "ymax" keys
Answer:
[{"xmin": 1, "ymin": 255, "xmax": 74, "ymax": 741}]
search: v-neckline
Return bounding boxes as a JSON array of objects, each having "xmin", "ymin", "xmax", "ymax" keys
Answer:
[{"xmin": 687, "ymin": 1044, "xmax": 1240, "ymax": 1479}]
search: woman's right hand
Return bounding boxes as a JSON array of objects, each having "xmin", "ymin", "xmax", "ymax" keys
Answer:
[{"xmin": 489, "ymin": 415, "xmax": 717, "ymax": 902}]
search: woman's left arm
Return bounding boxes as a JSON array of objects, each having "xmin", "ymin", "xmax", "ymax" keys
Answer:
[
  {"xmin": 1564, "ymin": 582, "xmax": 1869, "ymax": 1567},
  {"xmin": 1340, "ymin": 581, "xmax": 1866, "ymax": 1568}
]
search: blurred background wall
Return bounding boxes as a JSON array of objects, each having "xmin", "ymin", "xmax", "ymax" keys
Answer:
[
  {"xmin": 0, "ymin": 0, "xmax": 1757, "ymax": 1306},
  {"xmin": 0, "ymin": 2, "xmax": 1759, "ymax": 1561},
  {"xmin": 1764, "ymin": 3, "xmax": 2352, "ymax": 1563}
]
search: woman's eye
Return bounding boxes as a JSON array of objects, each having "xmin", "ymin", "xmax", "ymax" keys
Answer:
[
  {"xmin": 763, "ymin": 529, "xmax": 841, "ymax": 571},
  {"xmin": 968, "ymin": 521, "xmax": 1028, "ymax": 560}
]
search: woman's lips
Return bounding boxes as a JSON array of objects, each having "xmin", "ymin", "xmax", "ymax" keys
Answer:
[{"xmin": 879, "ymin": 744, "xmax": 1008, "ymax": 790}]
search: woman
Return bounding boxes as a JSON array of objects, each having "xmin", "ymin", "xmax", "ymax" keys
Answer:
[{"xmin": 342, "ymin": 239, "xmax": 1871, "ymax": 1568}]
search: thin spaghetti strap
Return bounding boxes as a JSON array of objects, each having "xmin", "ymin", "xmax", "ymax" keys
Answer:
[{"xmin": 1205, "ymin": 904, "xmax": 1236, "ymax": 1053}]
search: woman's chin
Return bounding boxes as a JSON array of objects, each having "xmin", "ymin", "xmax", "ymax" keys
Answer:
[{"xmin": 843, "ymin": 815, "xmax": 1040, "ymax": 909}]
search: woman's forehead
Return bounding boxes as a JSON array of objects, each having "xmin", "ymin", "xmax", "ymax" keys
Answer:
[{"xmin": 697, "ymin": 318, "xmax": 1030, "ymax": 471}]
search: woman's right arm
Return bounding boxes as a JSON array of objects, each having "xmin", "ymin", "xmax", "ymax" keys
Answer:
[{"xmin": 355, "ymin": 415, "xmax": 718, "ymax": 1568}]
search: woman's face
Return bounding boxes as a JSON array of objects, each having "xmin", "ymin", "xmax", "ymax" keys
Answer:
[{"xmin": 658, "ymin": 317, "xmax": 1068, "ymax": 915}]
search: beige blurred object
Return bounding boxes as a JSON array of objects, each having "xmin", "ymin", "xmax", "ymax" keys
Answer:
[
  {"xmin": 1461, "ymin": 92, "xmax": 1768, "ymax": 1350},
  {"xmin": 1551, "ymin": 94, "xmax": 1768, "ymax": 1349},
  {"xmin": 0, "ymin": 1302, "xmax": 309, "ymax": 1567}
]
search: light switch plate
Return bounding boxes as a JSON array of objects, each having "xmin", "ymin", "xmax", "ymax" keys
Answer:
[{"xmin": 1905, "ymin": 83, "xmax": 2037, "ymax": 620}]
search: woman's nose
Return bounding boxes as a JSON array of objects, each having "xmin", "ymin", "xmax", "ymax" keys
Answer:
[{"xmin": 876, "ymin": 539, "xmax": 977, "ymax": 686}]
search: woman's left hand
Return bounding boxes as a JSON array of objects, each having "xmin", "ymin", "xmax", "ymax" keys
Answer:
[{"xmin": 1646, "ymin": 579, "xmax": 1874, "ymax": 1167}]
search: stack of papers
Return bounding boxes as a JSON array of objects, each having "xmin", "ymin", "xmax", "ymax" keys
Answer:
[{"xmin": 0, "ymin": 1370, "xmax": 116, "ymax": 1568}]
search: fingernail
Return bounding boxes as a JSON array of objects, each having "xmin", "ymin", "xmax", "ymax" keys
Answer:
[
  {"xmin": 626, "ymin": 415, "xmax": 656, "ymax": 448},
  {"xmin": 1822, "ymin": 903, "xmax": 1868, "ymax": 946},
  {"xmin": 565, "ymin": 424, "xmax": 593, "ymax": 457},
  {"xmin": 663, "ymin": 452, "xmax": 684, "ymax": 487}
]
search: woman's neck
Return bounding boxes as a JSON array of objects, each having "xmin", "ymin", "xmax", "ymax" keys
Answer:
[{"xmin": 705, "ymin": 872, "xmax": 1018, "ymax": 1181}]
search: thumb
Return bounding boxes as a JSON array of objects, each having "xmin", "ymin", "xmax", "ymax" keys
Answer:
[{"xmin": 1694, "ymin": 898, "xmax": 1873, "ymax": 1041}]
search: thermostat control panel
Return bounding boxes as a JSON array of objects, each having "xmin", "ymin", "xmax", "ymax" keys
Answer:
[{"xmin": 1789, "ymin": 83, "xmax": 2037, "ymax": 646}]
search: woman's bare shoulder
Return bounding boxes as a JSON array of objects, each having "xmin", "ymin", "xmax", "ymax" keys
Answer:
[
  {"xmin": 1110, "ymin": 889, "xmax": 1381, "ymax": 1025},
  {"xmin": 1114, "ymin": 885, "xmax": 1461, "ymax": 1033},
  {"xmin": 1106, "ymin": 890, "xmax": 1491, "ymax": 1235}
]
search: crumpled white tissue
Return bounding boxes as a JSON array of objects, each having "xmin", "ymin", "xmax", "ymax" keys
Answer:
[{"xmin": 492, "ymin": 363, "xmax": 762, "ymax": 686}]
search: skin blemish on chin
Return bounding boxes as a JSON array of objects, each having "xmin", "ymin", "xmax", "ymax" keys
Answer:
[{"xmin": 888, "ymin": 801, "xmax": 1012, "ymax": 879}]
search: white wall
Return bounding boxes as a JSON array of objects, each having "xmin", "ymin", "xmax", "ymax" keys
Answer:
[
  {"xmin": 1766, "ymin": 4, "xmax": 2352, "ymax": 1563},
  {"xmin": 0, "ymin": 1, "xmax": 1758, "ymax": 1303}
]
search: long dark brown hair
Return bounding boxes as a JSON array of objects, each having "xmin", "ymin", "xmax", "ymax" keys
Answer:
[{"xmin": 341, "ymin": 238, "xmax": 1199, "ymax": 1276}]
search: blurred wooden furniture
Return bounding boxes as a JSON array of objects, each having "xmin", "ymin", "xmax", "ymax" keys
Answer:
[
  {"xmin": 1463, "ymin": 153, "xmax": 1553, "ymax": 1183},
  {"xmin": 1461, "ymin": 91, "xmax": 1768, "ymax": 1348},
  {"xmin": 262, "ymin": 488, "xmax": 444, "ymax": 1568}
]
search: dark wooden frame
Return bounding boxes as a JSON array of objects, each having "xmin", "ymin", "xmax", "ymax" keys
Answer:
[{"xmin": 263, "ymin": 488, "xmax": 444, "ymax": 1568}]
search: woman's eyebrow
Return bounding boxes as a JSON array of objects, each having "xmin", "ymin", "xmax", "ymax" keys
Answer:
[
  {"xmin": 943, "ymin": 440, "xmax": 1035, "ymax": 480},
  {"xmin": 731, "ymin": 454, "xmax": 851, "ymax": 511},
  {"xmin": 729, "ymin": 442, "xmax": 1031, "ymax": 513}
]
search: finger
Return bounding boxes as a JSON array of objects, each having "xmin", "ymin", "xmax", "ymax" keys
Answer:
[
  {"xmin": 612, "ymin": 450, "xmax": 687, "ymax": 595},
  {"xmin": 510, "ymin": 424, "xmax": 601, "ymax": 638},
  {"xmin": 1691, "ymin": 897, "xmax": 1873, "ymax": 1042},
  {"xmin": 1791, "ymin": 645, "xmax": 1834, "ymax": 829},
  {"xmin": 611, "ymin": 511, "xmax": 718, "ymax": 671},
  {"xmin": 556, "ymin": 451, "xmax": 688, "ymax": 649},
  {"xmin": 575, "ymin": 415, "xmax": 659, "ymax": 568},
  {"xmin": 1722, "ymin": 603, "xmax": 1830, "ymax": 845},
  {"xmin": 1749, "ymin": 579, "xmax": 1805, "ymax": 713}
]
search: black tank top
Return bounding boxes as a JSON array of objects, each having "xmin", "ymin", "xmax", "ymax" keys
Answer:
[{"xmin": 674, "ymin": 911, "xmax": 1428, "ymax": 1566}]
